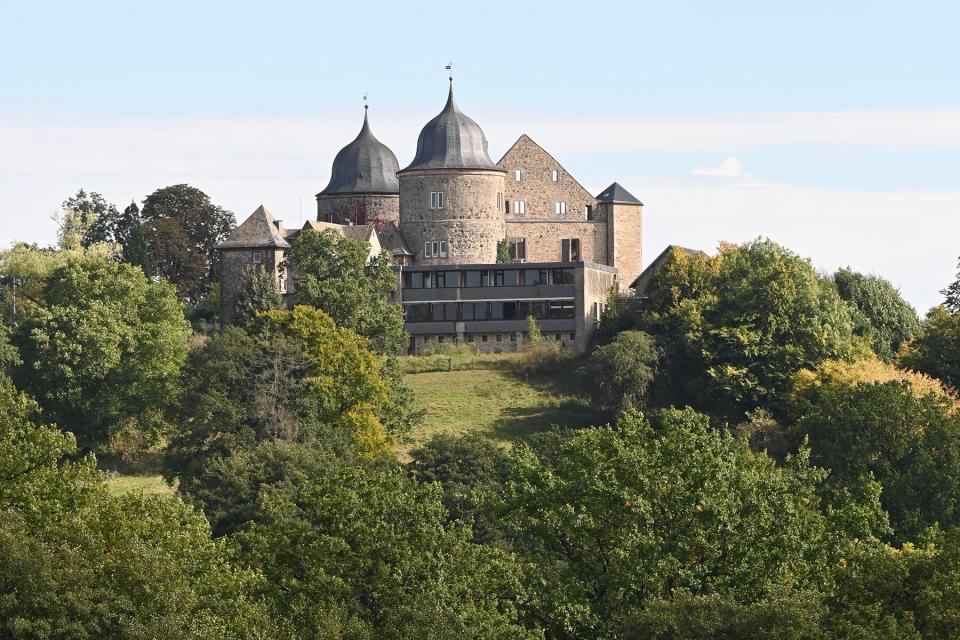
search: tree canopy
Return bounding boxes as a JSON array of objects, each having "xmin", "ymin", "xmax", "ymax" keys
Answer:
[{"xmin": 286, "ymin": 228, "xmax": 406, "ymax": 354}]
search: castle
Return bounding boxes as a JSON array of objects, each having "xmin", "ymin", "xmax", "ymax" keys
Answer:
[{"xmin": 217, "ymin": 81, "xmax": 644, "ymax": 354}]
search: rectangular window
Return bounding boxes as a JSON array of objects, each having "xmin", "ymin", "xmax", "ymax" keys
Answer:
[
  {"xmin": 438, "ymin": 191, "xmax": 444, "ymax": 208},
  {"xmin": 585, "ymin": 204, "xmax": 593, "ymax": 220},
  {"xmin": 482, "ymin": 335, "xmax": 488, "ymax": 342},
  {"xmin": 480, "ymin": 270, "xmax": 491, "ymax": 287},
  {"xmin": 434, "ymin": 271, "xmax": 446, "ymax": 288},
  {"xmin": 432, "ymin": 240, "xmax": 440, "ymax": 258},
  {"xmin": 555, "ymin": 201, "xmax": 567, "ymax": 214},
  {"xmin": 467, "ymin": 334, "xmax": 474, "ymax": 342},
  {"xmin": 519, "ymin": 200, "xmax": 526, "ymax": 214},
  {"xmin": 508, "ymin": 238, "xmax": 526, "ymax": 261},
  {"xmin": 496, "ymin": 192, "xmax": 503, "ymax": 211},
  {"xmin": 569, "ymin": 332, "xmax": 577, "ymax": 341},
  {"xmin": 253, "ymin": 251, "xmax": 263, "ymax": 264},
  {"xmin": 465, "ymin": 270, "xmax": 482, "ymax": 287},
  {"xmin": 439, "ymin": 240, "xmax": 448, "ymax": 258},
  {"xmin": 496, "ymin": 334, "xmax": 503, "ymax": 342},
  {"xmin": 424, "ymin": 242, "xmax": 432, "ymax": 258},
  {"xmin": 552, "ymin": 268, "xmax": 575, "ymax": 284},
  {"xmin": 547, "ymin": 301, "xmax": 575, "ymax": 319},
  {"xmin": 511, "ymin": 332, "xmax": 518, "ymax": 342},
  {"xmin": 560, "ymin": 239, "xmax": 580, "ymax": 262},
  {"xmin": 430, "ymin": 191, "xmax": 445, "ymax": 209},
  {"xmin": 512, "ymin": 200, "xmax": 526, "ymax": 214},
  {"xmin": 493, "ymin": 270, "xmax": 504, "ymax": 287},
  {"xmin": 514, "ymin": 169, "xmax": 522, "ymax": 181},
  {"xmin": 502, "ymin": 270, "xmax": 520, "ymax": 286},
  {"xmin": 551, "ymin": 169, "xmax": 559, "ymax": 181},
  {"xmin": 405, "ymin": 303, "xmax": 431, "ymax": 322}
]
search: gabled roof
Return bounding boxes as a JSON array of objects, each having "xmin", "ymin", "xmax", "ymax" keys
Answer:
[
  {"xmin": 217, "ymin": 205, "xmax": 290, "ymax": 249},
  {"xmin": 377, "ymin": 222, "xmax": 414, "ymax": 256},
  {"xmin": 596, "ymin": 182, "xmax": 643, "ymax": 205},
  {"xmin": 630, "ymin": 245, "xmax": 707, "ymax": 294},
  {"xmin": 496, "ymin": 134, "xmax": 596, "ymax": 205}
]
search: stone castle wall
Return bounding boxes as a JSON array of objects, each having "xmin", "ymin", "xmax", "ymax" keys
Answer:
[
  {"xmin": 499, "ymin": 135, "xmax": 596, "ymax": 220},
  {"xmin": 219, "ymin": 247, "xmax": 285, "ymax": 326},
  {"xmin": 399, "ymin": 168, "xmax": 506, "ymax": 265},
  {"xmin": 604, "ymin": 202, "xmax": 643, "ymax": 292},
  {"xmin": 505, "ymin": 220, "xmax": 608, "ymax": 264},
  {"xmin": 317, "ymin": 193, "xmax": 399, "ymax": 229}
]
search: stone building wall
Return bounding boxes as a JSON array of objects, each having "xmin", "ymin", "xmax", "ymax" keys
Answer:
[
  {"xmin": 316, "ymin": 193, "xmax": 399, "ymax": 229},
  {"xmin": 576, "ymin": 263, "xmax": 618, "ymax": 343},
  {"xmin": 218, "ymin": 247, "xmax": 285, "ymax": 326},
  {"xmin": 505, "ymin": 220, "xmax": 607, "ymax": 264},
  {"xmin": 603, "ymin": 202, "xmax": 643, "ymax": 292},
  {"xmin": 398, "ymin": 168, "xmax": 506, "ymax": 265},
  {"xmin": 498, "ymin": 134, "xmax": 596, "ymax": 220}
]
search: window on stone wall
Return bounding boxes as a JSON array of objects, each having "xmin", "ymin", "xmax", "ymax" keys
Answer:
[
  {"xmin": 497, "ymin": 192, "xmax": 503, "ymax": 211},
  {"xmin": 253, "ymin": 251, "xmax": 263, "ymax": 264},
  {"xmin": 508, "ymin": 238, "xmax": 526, "ymax": 261},
  {"xmin": 551, "ymin": 169, "xmax": 559, "ymax": 181},
  {"xmin": 439, "ymin": 240, "xmax": 448, "ymax": 258},
  {"xmin": 585, "ymin": 204, "xmax": 594, "ymax": 220},
  {"xmin": 561, "ymin": 238, "xmax": 581, "ymax": 262},
  {"xmin": 513, "ymin": 200, "xmax": 526, "ymax": 214},
  {"xmin": 555, "ymin": 201, "xmax": 567, "ymax": 215},
  {"xmin": 514, "ymin": 169, "xmax": 522, "ymax": 181},
  {"xmin": 430, "ymin": 191, "xmax": 445, "ymax": 209}
]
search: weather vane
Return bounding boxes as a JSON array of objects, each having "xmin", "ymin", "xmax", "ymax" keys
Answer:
[
  {"xmin": 446, "ymin": 61, "xmax": 453, "ymax": 83},
  {"xmin": 362, "ymin": 91, "xmax": 368, "ymax": 111}
]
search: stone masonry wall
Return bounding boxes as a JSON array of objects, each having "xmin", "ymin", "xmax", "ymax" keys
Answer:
[
  {"xmin": 499, "ymin": 134, "xmax": 597, "ymax": 220},
  {"xmin": 219, "ymin": 246, "xmax": 285, "ymax": 326},
  {"xmin": 399, "ymin": 168, "xmax": 506, "ymax": 265},
  {"xmin": 605, "ymin": 202, "xmax": 643, "ymax": 293},
  {"xmin": 505, "ymin": 220, "xmax": 607, "ymax": 264},
  {"xmin": 316, "ymin": 193, "xmax": 399, "ymax": 230}
]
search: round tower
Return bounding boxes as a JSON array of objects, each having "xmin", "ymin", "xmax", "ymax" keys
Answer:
[
  {"xmin": 316, "ymin": 106, "xmax": 400, "ymax": 228},
  {"xmin": 397, "ymin": 82, "xmax": 506, "ymax": 265}
]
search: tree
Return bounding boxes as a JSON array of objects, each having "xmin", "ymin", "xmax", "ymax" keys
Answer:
[
  {"xmin": 0, "ymin": 373, "xmax": 277, "ymax": 638},
  {"xmin": 409, "ymin": 433, "xmax": 512, "ymax": 542},
  {"xmin": 641, "ymin": 240, "xmax": 860, "ymax": 418},
  {"xmin": 497, "ymin": 408, "xmax": 884, "ymax": 639},
  {"xmin": 581, "ymin": 330, "xmax": 659, "ymax": 414},
  {"xmin": 234, "ymin": 265, "xmax": 283, "ymax": 327},
  {"xmin": 798, "ymin": 380, "xmax": 960, "ymax": 541},
  {"xmin": 60, "ymin": 189, "xmax": 119, "ymax": 248},
  {"xmin": 286, "ymin": 228, "xmax": 406, "ymax": 354},
  {"xmin": 898, "ymin": 305, "xmax": 960, "ymax": 390},
  {"xmin": 237, "ymin": 462, "xmax": 538, "ymax": 639},
  {"xmin": 943, "ymin": 257, "xmax": 960, "ymax": 312},
  {"xmin": 141, "ymin": 184, "xmax": 235, "ymax": 304},
  {"xmin": 833, "ymin": 267, "xmax": 920, "ymax": 361},
  {"xmin": 166, "ymin": 306, "xmax": 396, "ymax": 505},
  {"xmin": 496, "ymin": 238, "xmax": 511, "ymax": 264},
  {"xmin": 11, "ymin": 253, "xmax": 191, "ymax": 451}
]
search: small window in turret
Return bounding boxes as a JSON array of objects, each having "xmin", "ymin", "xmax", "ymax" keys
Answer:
[{"xmin": 430, "ymin": 191, "xmax": 445, "ymax": 209}]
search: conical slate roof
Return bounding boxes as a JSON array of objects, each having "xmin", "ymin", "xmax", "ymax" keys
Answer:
[
  {"xmin": 320, "ymin": 108, "xmax": 400, "ymax": 195},
  {"xmin": 401, "ymin": 83, "xmax": 502, "ymax": 172},
  {"xmin": 596, "ymin": 182, "xmax": 643, "ymax": 205},
  {"xmin": 217, "ymin": 205, "xmax": 290, "ymax": 249}
]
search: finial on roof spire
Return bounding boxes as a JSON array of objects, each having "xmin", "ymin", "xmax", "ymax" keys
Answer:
[{"xmin": 445, "ymin": 61, "xmax": 453, "ymax": 84}]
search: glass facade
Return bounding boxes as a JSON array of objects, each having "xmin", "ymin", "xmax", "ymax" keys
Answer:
[{"xmin": 403, "ymin": 267, "xmax": 574, "ymax": 289}]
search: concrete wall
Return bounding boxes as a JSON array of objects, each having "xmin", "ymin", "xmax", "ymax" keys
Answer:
[
  {"xmin": 398, "ymin": 168, "xmax": 506, "ymax": 265},
  {"xmin": 499, "ymin": 135, "xmax": 596, "ymax": 220},
  {"xmin": 505, "ymin": 220, "xmax": 608, "ymax": 264},
  {"xmin": 316, "ymin": 193, "xmax": 399, "ymax": 229}
]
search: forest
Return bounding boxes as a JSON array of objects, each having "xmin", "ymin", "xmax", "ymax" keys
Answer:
[{"xmin": 2, "ymin": 185, "xmax": 960, "ymax": 639}]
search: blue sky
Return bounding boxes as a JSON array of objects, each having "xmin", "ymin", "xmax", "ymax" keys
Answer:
[{"xmin": 2, "ymin": 0, "xmax": 959, "ymax": 310}]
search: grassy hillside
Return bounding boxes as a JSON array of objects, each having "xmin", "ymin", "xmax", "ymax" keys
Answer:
[{"xmin": 401, "ymin": 352, "xmax": 599, "ymax": 453}]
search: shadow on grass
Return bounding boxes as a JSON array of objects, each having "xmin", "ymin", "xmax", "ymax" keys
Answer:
[{"xmin": 490, "ymin": 400, "xmax": 603, "ymax": 442}]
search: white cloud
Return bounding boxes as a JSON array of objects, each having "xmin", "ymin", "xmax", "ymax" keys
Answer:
[{"xmin": 693, "ymin": 157, "xmax": 743, "ymax": 177}]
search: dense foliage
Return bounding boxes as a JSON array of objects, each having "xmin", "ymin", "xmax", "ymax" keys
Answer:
[
  {"xmin": 286, "ymin": 228, "xmax": 406, "ymax": 354},
  {"xmin": 833, "ymin": 267, "xmax": 920, "ymax": 361},
  {"xmin": 899, "ymin": 305, "xmax": 960, "ymax": 390},
  {"xmin": 10, "ymin": 252, "xmax": 190, "ymax": 451}
]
